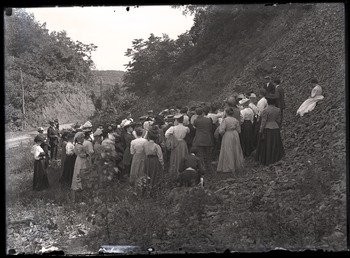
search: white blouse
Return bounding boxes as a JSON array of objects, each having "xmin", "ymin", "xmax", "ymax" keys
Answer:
[
  {"xmin": 257, "ymin": 97, "xmax": 268, "ymax": 116},
  {"xmin": 190, "ymin": 114, "xmax": 198, "ymax": 125},
  {"xmin": 130, "ymin": 137, "xmax": 148, "ymax": 155},
  {"xmin": 143, "ymin": 120, "xmax": 154, "ymax": 131},
  {"xmin": 183, "ymin": 115, "xmax": 190, "ymax": 126},
  {"xmin": 311, "ymin": 85, "xmax": 322, "ymax": 98},
  {"xmin": 249, "ymin": 102, "xmax": 259, "ymax": 116},
  {"xmin": 165, "ymin": 124, "xmax": 189, "ymax": 140},
  {"xmin": 206, "ymin": 113, "xmax": 220, "ymax": 124},
  {"xmin": 240, "ymin": 108, "xmax": 255, "ymax": 123},
  {"xmin": 66, "ymin": 142, "xmax": 75, "ymax": 155},
  {"xmin": 31, "ymin": 145, "xmax": 44, "ymax": 160}
]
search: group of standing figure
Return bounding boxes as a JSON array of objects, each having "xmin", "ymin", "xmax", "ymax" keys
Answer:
[{"xmin": 30, "ymin": 77, "xmax": 324, "ymax": 200}]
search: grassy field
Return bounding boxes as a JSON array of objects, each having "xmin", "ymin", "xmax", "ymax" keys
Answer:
[{"xmin": 6, "ymin": 138, "xmax": 347, "ymax": 254}]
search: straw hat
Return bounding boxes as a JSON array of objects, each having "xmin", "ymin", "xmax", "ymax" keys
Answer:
[
  {"xmin": 93, "ymin": 128, "xmax": 103, "ymax": 137},
  {"xmin": 249, "ymin": 93, "xmax": 257, "ymax": 98},
  {"xmin": 174, "ymin": 114, "xmax": 183, "ymax": 119},
  {"xmin": 123, "ymin": 120, "xmax": 134, "ymax": 129},
  {"xmin": 237, "ymin": 93, "xmax": 246, "ymax": 100},
  {"xmin": 239, "ymin": 98, "xmax": 250, "ymax": 106},
  {"xmin": 82, "ymin": 121, "xmax": 92, "ymax": 128}
]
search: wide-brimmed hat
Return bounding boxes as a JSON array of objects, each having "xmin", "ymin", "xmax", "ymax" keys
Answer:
[
  {"xmin": 82, "ymin": 127, "xmax": 92, "ymax": 132},
  {"xmin": 237, "ymin": 93, "xmax": 246, "ymax": 99},
  {"xmin": 123, "ymin": 120, "xmax": 135, "ymax": 129},
  {"xmin": 239, "ymin": 98, "xmax": 250, "ymax": 106},
  {"xmin": 82, "ymin": 121, "xmax": 92, "ymax": 128},
  {"xmin": 174, "ymin": 114, "xmax": 183, "ymax": 119},
  {"xmin": 93, "ymin": 128, "xmax": 103, "ymax": 137},
  {"xmin": 249, "ymin": 93, "xmax": 257, "ymax": 98},
  {"xmin": 165, "ymin": 115, "xmax": 174, "ymax": 122},
  {"xmin": 37, "ymin": 127, "xmax": 44, "ymax": 132}
]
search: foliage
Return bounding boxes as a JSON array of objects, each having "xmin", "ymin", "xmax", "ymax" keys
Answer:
[
  {"xmin": 89, "ymin": 84, "xmax": 139, "ymax": 128},
  {"xmin": 4, "ymin": 9, "xmax": 97, "ymax": 129},
  {"xmin": 122, "ymin": 5, "xmax": 291, "ymax": 110}
]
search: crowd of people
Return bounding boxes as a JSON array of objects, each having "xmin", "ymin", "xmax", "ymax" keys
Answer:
[{"xmin": 30, "ymin": 78, "xmax": 324, "ymax": 201}]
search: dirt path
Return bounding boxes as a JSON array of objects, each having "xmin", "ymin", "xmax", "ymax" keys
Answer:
[{"xmin": 5, "ymin": 123, "xmax": 74, "ymax": 150}]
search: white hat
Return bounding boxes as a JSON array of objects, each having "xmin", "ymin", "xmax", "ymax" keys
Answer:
[
  {"xmin": 123, "ymin": 120, "xmax": 132, "ymax": 128},
  {"xmin": 239, "ymin": 98, "xmax": 250, "ymax": 105},
  {"xmin": 93, "ymin": 128, "xmax": 103, "ymax": 137},
  {"xmin": 174, "ymin": 114, "xmax": 183, "ymax": 119},
  {"xmin": 82, "ymin": 121, "xmax": 92, "ymax": 128},
  {"xmin": 237, "ymin": 93, "xmax": 246, "ymax": 99},
  {"xmin": 249, "ymin": 93, "xmax": 257, "ymax": 98}
]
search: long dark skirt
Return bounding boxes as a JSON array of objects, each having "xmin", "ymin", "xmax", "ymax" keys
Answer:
[
  {"xmin": 144, "ymin": 155, "xmax": 163, "ymax": 188},
  {"xmin": 255, "ymin": 128, "xmax": 284, "ymax": 165},
  {"xmin": 252, "ymin": 116, "xmax": 258, "ymax": 149},
  {"xmin": 33, "ymin": 159, "xmax": 50, "ymax": 191},
  {"xmin": 59, "ymin": 154, "xmax": 76, "ymax": 188},
  {"xmin": 240, "ymin": 120, "xmax": 255, "ymax": 157}
]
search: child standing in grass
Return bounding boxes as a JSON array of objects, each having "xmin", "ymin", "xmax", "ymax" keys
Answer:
[{"xmin": 31, "ymin": 136, "xmax": 50, "ymax": 191}]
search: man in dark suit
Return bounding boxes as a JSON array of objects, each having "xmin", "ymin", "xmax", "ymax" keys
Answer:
[
  {"xmin": 192, "ymin": 107, "xmax": 214, "ymax": 173},
  {"xmin": 274, "ymin": 78, "xmax": 285, "ymax": 126},
  {"xmin": 47, "ymin": 121, "xmax": 59, "ymax": 160}
]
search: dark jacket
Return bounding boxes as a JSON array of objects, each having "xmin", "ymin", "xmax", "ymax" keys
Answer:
[
  {"xmin": 47, "ymin": 126, "xmax": 59, "ymax": 145},
  {"xmin": 179, "ymin": 154, "xmax": 205, "ymax": 176},
  {"xmin": 259, "ymin": 105, "xmax": 282, "ymax": 132},
  {"xmin": 275, "ymin": 85, "xmax": 285, "ymax": 109},
  {"xmin": 265, "ymin": 82, "xmax": 276, "ymax": 95},
  {"xmin": 193, "ymin": 116, "xmax": 214, "ymax": 147}
]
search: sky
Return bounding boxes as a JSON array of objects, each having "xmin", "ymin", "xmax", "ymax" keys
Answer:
[{"xmin": 26, "ymin": 6, "xmax": 194, "ymax": 71}]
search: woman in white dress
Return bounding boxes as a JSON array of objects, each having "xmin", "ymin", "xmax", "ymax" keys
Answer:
[
  {"xmin": 129, "ymin": 128, "xmax": 148, "ymax": 186},
  {"xmin": 297, "ymin": 79, "xmax": 324, "ymax": 117}
]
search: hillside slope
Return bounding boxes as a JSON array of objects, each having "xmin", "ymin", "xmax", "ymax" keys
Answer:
[
  {"xmin": 91, "ymin": 70, "xmax": 124, "ymax": 95},
  {"xmin": 126, "ymin": 3, "xmax": 346, "ymax": 249},
  {"xmin": 5, "ymin": 81, "xmax": 95, "ymax": 131}
]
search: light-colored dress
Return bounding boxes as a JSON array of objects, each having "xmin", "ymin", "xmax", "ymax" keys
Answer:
[
  {"xmin": 217, "ymin": 117, "xmax": 244, "ymax": 173},
  {"xmin": 297, "ymin": 85, "xmax": 324, "ymax": 117},
  {"xmin": 165, "ymin": 124, "xmax": 190, "ymax": 175},
  {"xmin": 129, "ymin": 137, "xmax": 148, "ymax": 185},
  {"xmin": 249, "ymin": 102, "xmax": 259, "ymax": 116},
  {"xmin": 71, "ymin": 143, "xmax": 89, "ymax": 191}
]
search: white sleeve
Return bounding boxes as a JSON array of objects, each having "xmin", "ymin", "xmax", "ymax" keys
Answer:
[
  {"xmin": 33, "ymin": 146, "xmax": 43, "ymax": 159},
  {"xmin": 165, "ymin": 126, "xmax": 174, "ymax": 138},
  {"xmin": 130, "ymin": 141, "xmax": 136, "ymax": 155}
]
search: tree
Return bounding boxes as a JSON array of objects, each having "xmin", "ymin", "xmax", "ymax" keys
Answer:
[{"xmin": 4, "ymin": 8, "xmax": 98, "ymax": 128}]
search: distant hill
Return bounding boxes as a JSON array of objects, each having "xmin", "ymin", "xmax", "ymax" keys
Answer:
[{"xmin": 92, "ymin": 70, "xmax": 125, "ymax": 95}]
